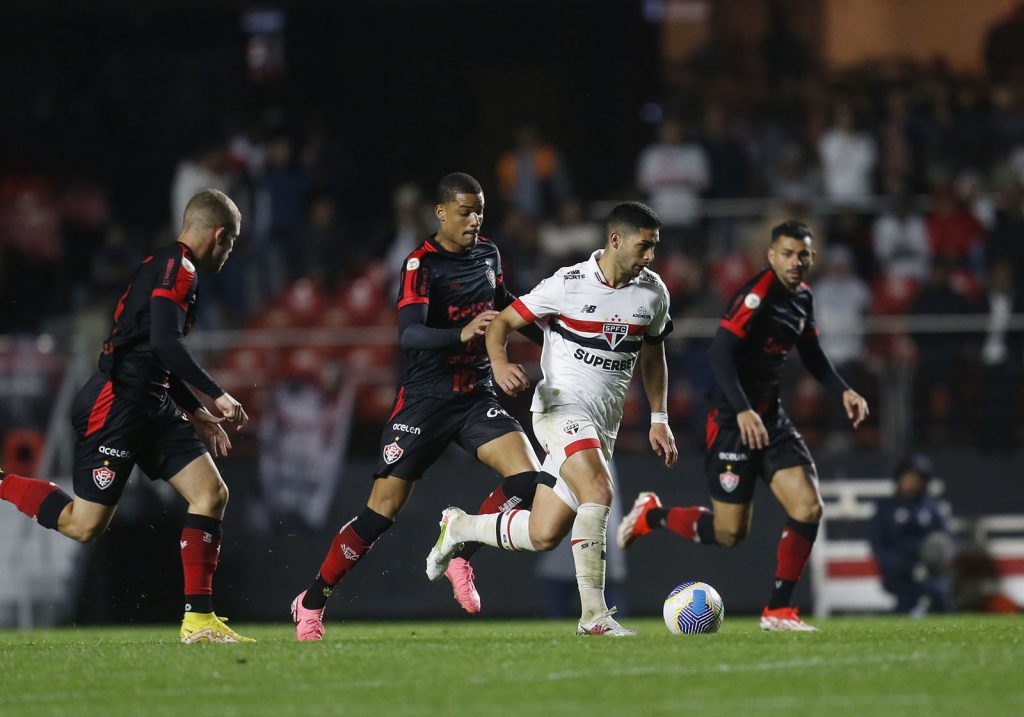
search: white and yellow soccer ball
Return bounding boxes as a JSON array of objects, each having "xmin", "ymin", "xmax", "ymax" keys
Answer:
[{"xmin": 663, "ymin": 581, "xmax": 725, "ymax": 634}]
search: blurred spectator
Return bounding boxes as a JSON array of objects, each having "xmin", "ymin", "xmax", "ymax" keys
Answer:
[
  {"xmin": 496, "ymin": 124, "xmax": 571, "ymax": 220},
  {"xmin": 880, "ymin": 87, "xmax": 914, "ymax": 194},
  {"xmin": 760, "ymin": 0, "xmax": 813, "ymax": 82},
  {"xmin": 376, "ymin": 184, "xmax": 433, "ymax": 297},
  {"xmin": 812, "ymin": 246, "xmax": 870, "ymax": 445},
  {"xmin": 700, "ymin": 103, "xmax": 750, "ymax": 199},
  {"xmin": 537, "ymin": 199, "xmax": 601, "ymax": 263},
  {"xmin": 636, "ymin": 117, "xmax": 709, "ymax": 235},
  {"xmin": 257, "ymin": 134, "xmax": 311, "ymax": 283},
  {"xmin": 984, "ymin": 2, "xmax": 1024, "ymax": 86},
  {"xmin": 908, "ymin": 259, "xmax": 975, "ymax": 442},
  {"xmin": 87, "ymin": 224, "xmax": 139, "ymax": 308},
  {"xmin": 925, "ymin": 185, "xmax": 986, "ymax": 272},
  {"xmin": 985, "ymin": 182, "xmax": 1024, "ymax": 279},
  {"xmin": 818, "ymin": 103, "xmax": 877, "ymax": 201},
  {"xmin": 869, "ymin": 454, "xmax": 956, "ymax": 615},
  {"xmin": 299, "ymin": 194, "xmax": 346, "ymax": 291},
  {"xmin": 494, "ymin": 209, "xmax": 546, "ymax": 294},
  {"xmin": 954, "ymin": 169, "xmax": 996, "ymax": 230},
  {"xmin": 978, "ymin": 260, "xmax": 1024, "ymax": 451},
  {"xmin": 766, "ymin": 143, "xmax": 818, "ymax": 204},
  {"xmin": 170, "ymin": 138, "xmax": 233, "ymax": 231},
  {"xmin": 873, "ymin": 195, "xmax": 931, "ymax": 281}
]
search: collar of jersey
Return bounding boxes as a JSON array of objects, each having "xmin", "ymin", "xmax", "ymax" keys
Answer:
[
  {"xmin": 589, "ymin": 249, "xmax": 638, "ymax": 289},
  {"xmin": 427, "ymin": 233, "xmax": 477, "ymax": 257}
]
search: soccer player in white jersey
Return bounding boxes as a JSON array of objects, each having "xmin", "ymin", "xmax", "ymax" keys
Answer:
[{"xmin": 426, "ymin": 202, "xmax": 678, "ymax": 636}]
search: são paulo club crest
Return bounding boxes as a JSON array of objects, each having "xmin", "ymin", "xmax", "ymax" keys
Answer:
[
  {"xmin": 92, "ymin": 466, "xmax": 116, "ymax": 490},
  {"xmin": 562, "ymin": 419, "xmax": 580, "ymax": 435},
  {"xmin": 602, "ymin": 315, "xmax": 629, "ymax": 349},
  {"xmin": 719, "ymin": 469, "xmax": 740, "ymax": 493},
  {"xmin": 383, "ymin": 441, "xmax": 404, "ymax": 465}
]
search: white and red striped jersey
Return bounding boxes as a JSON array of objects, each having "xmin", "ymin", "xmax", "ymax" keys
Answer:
[{"xmin": 510, "ymin": 250, "xmax": 672, "ymax": 438}]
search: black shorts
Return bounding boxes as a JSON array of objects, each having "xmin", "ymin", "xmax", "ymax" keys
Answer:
[
  {"xmin": 703, "ymin": 407, "xmax": 814, "ymax": 504},
  {"xmin": 374, "ymin": 387, "xmax": 524, "ymax": 481},
  {"xmin": 71, "ymin": 373, "xmax": 208, "ymax": 505}
]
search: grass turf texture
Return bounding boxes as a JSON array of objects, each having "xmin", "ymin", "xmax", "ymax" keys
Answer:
[{"xmin": 1, "ymin": 616, "xmax": 1020, "ymax": 717}]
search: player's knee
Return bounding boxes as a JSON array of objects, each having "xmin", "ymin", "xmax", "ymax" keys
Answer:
[
  {"xmin": 529, "ymin": 524, "xmax": 564, "ymax": 551},
  {"xmin": 67, "ymin": 521, "xmax": 107, "ymax": 543},
  {"xmin": 790, "ymin": 498, "xmax": 823, "ymax": 524},
  {"xmin": 715, "ymin": 526, "xmax": 748, "ymax": 548},
  {"xmin": 191, "ymin": 481, "xmax": 229, "ymax": 516}
]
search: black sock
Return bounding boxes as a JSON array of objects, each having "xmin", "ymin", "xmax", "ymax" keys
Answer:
[
  {"xmin": 768, "ymin": 580, "xmax": 797, "ymax": 609},
  {"xmin": 301, "ymin": 575, "xmax": 335, "ymax": 610},
  {"xmin": 185, "ymin": 595, "xmax": 214, "ymax": 613},
  {"xmin": 645, "ymin": 508, "xmax": 668, "ymax": 529},
  {"xmin": 695, "ymin": 512, "xmax": 719, "ymax": 545},
  {"xmin": 38, "ymin": 489, "xmax": 74, "ymax": 531}
]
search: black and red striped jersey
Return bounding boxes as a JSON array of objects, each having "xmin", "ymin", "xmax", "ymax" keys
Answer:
[
  {"xmin": 97, "ymin": 242, "xmax": 214, "ymax": 407},
  {"xmin": 709, "ymin": 267, "xmax": 818, "ymax": 416},
  {"xmin": 396, "ymin": 234, "xmax": 511, "ymax": 398}
]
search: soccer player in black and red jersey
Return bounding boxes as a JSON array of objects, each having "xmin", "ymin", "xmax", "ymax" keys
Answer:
[
  {"xmin": 0, "ymin": 189, "xmax": 253, "ymax": 642},
  {"xmin": 290, "ymin": 172, "xmax": 548, "ymax": 640},
  {"xmin": 617, "ymin": 221, "xmax": 869, "ymax": 631}
]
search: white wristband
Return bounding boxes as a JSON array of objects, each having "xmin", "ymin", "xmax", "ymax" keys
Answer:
[{"xmin": 651, "ymin": 411, "xmax": 669, "ymax": 425}]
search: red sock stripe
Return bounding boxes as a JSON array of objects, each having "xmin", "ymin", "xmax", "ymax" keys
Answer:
[
  {"xmin": 565, "ymin": 438, "xmax": 601, "ymax": 458},
  {"xmin": 85, "ymin": 381, "xmax": 115, "ymax": 437},
  {"xmin": 478, "ymin": 485, "xmax": 509, "ymax": 514},
  {"xmin": 504, "ymin": 509, "xmax": 521, "ymax": 551},
  {"xmin": 776, "ymin": 526, "xmax": 815, "ymax": 582},
  {"xmin": 319, "ymin": 519, "xmax": 373, "ymax": 585},
  {"xmin": 180, "ymin": 527, "xmax": 221, "ymax": 596},
  {"xmin": 665, "ymin": 507, "xmax": 706, "ymax": 542},
  {"xmin": 0, "ymin": 474, "xmax": 61, "ymax": 520}
]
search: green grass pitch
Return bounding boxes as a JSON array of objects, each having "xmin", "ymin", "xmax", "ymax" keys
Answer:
[{"xmin": 1, "ymin": 616, "xmax": 1021, "ymax": 717}]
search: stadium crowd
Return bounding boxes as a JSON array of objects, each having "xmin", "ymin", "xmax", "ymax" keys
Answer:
[{"xmin": 2, "ymin": 27, "xmax": 1024, "ymax": 455}]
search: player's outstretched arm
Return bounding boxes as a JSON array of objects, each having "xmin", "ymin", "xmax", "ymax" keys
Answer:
[
  {"xmin": 485, "ymin": 306, "xmax": 531, "ymax": 396},
  {"xmin": 639, "ymin": 341, "xmax": 677, "ymax": 467},
  {"xmin": 795, "ymin": 332, "xmax": 868, "ymax": 428}
]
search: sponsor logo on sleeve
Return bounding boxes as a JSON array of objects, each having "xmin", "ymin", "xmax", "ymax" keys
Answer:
[
  {"xmin": 485, "ymin": 266, "xmax": 496, "ymax": 288},
  {"xmin": 92, "ymin": 466, "xmax": 116, "ymax": 490},
  {"xmin": 406, "ymin": 257, "xmax": 420, "ymax": 271},
  {"xmin": 744, "ymin": 293, "xmax": 761, "ymax": 310},
  {"xmin": 486, "ymin": 406, "xmax": 511, "ymax": 419}
]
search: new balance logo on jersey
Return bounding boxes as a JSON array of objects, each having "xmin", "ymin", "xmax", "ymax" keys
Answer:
[
  {"xmin": 581, "ymin": 305, "xmax": 597, "ymax": 314},
  {"xmin": 573, "ymin": 348, "xmax": 636, "ymax": 371}
]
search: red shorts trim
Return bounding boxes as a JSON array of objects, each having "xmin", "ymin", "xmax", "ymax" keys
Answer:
[{"xmin": 85, "ymin": 381, "xmax": 116, "ymax": 438}]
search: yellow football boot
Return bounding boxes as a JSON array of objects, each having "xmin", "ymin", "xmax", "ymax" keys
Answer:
[{"xmin": 179, "ymin": 612, "xmax": 256, "ymax": 643}]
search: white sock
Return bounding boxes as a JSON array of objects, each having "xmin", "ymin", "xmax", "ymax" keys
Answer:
[
  {"xmin": 450, "ymin": 509, "xmax": 536, "ymax": 551},
  {"xmin": 571, "ymin": 502, "xmax": 610, "ymax": 620}
]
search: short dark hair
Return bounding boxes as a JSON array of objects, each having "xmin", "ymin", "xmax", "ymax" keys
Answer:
[
  {"xmin": 183, "ymin": 188, "xmax": 241, "ymax": 234},
  {"xmin": 771, "ymin": 220, "xmax": 813, "ymax": 243},
  {"xmin": 606, "ymin": 201, "xmax": 661, "ymax": 234},
  {"xmin": 437, "ymin": 172, "xmax": 483, "ymax": 204}
]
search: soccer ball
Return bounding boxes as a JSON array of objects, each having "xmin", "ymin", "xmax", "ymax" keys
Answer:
[{"xmin": 663, "ymin": 581, "xmax": 725, "ymax": 634}]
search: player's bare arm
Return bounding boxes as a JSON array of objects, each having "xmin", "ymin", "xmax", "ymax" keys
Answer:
[
  {"xmin": 843, "ymin": 388, "xmax": 869, "ymax": 428},
  {"xmin": 639, "ymin": 340, "xmax": 678, "ymax": 467},
  {"xmin": 485, "ymin": 305, "xmax": 531, "ymax": 396}
]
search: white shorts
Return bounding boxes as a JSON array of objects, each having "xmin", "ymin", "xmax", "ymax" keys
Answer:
[{"xmin": 532, "ymin": 407, "xmax": 615, "ymax": 512}]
